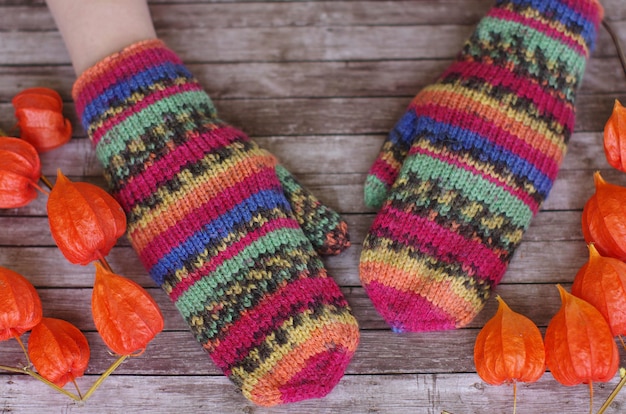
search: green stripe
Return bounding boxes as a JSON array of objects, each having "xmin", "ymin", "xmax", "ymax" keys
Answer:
[
  {"xmin": 95, "ymin": 90, "xmax": 217, "ymax": 167},
  {"xmin": 472, "ymin": 17, "xmax": 586, "ymax": 99},
  {"xmin": 175, "ymin": 226, "xmax": 313, "ymax": 319},
  {"xmin": 398, "ymin": 153, "xmax": 534, "ymax": 228}
]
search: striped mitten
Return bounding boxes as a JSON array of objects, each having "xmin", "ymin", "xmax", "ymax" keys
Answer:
[
  {"xmin": 360, "ymin": 0, "xmax": 603, "ymax": 332},
  {"xmin": 72, "ymin": 39, "xmax": 359, "ymax": 406}
]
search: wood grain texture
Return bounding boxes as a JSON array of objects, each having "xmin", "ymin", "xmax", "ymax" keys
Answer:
[{"xmin": 1, "ymin": 1, "xmax": 625, "ymax": 413}]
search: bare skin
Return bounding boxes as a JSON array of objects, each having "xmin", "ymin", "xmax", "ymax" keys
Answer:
[{"xmin": 45, "ymin": 0, "xmax": 157, "ymax": 75}]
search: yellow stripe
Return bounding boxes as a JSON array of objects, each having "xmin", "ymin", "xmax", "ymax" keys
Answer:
[
  {"xmin": 511, "ymin": 3, "xmax": 591, "ymax": 57},
  {"xmin": 412, "ymin": 82, "xmax": 570, "ymax": 160},
  {"xmin": 127, "ymin": 144, "xmax": 276, "ymax": 253},
  {"xmin": 360, "ymin": 245, "xmax": 488, "ymax": 327}
]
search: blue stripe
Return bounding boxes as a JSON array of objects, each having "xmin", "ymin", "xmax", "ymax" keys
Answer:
[
  {"xmin": 149, "ymin": 188, "xmax": 292, "ymax": 285},
  {"xmin": 498, "ymin": 0, "xmax": 598, "ymax": 50},
  {"xmin": 81, "ymin": 61, "xmax": 194, "ymax": 128},
  {"xmin": 393, "ymin": 110, "xmax": 554, "ymax": 198}
]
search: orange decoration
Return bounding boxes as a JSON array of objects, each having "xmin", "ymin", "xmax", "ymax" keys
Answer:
[
  {"xmin": 0, "ymin": 266, "xmax": 42, "ymax": 341},
  {"xmin": 545, "ymin": 285, "xmax": 619, "ymax": 387},
  {"xmin": 92, "ymin": 262, "xmax": 164, "ymax": 355},
  {"xmin": 604, "ymin": 100, "xmax": 626, "ymax": 172},
  {"xmin": 581, "ymin": 172, "xmax": 626, "ymax": 261},
  {"xmin": 474, "ymin": 296, "xmax": 545, "ymax": 386},
  {"xmin": 27, "ymin": 317, "xmax": 90, "ymax": 388},
  {"xmin": 47, "ymin": 170, "xmax": 126, "ymax": 265},
  {"xmin": 0, "ymin": 137, "xmax": 42, "ymax": 208},
  {"xmin": 12, "ymin": 87, "xmax": 72, "ymax": 153},
  {"xmin": 572, "ymin": 244, "xmax": 626, "ymax": 337}
]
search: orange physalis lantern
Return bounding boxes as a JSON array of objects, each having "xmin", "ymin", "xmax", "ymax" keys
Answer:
[
  {"xmin": 581, "ymin": 172, "xmax": 626, "ymax": 261},
  {"xmin": 0, "ymin": 266, "xmax": 42, "ymax": 341},
  {"xmin": 604, "ymin": 99, "xmax": 626, "ymax": 172},
  {"xmin": 545, "ymin": 285, "xmax": 619, "ymax": 412},
  {"xmin": 92, "ymin": 262, "xmax": 164, "ymax": 356},
  {"xmin": 572, "ymin": 244, "xmax": 626, "ymax": 337},
  {"xmin": 12, "ymin": 87, "xmax": 72, "ymax": 153},
  {"xmin": 474, "ymin": 296, "xmax": 545, "ymax": 408},
  {"xmin": 28, "ymin": 317, "xmax": 90, "ymax": 387},
  {"xmin": 0, "ymin": 137, "xmax": 42, "ymax": 208},
  {"xmin": 47, "ymin": 170, "xmax": 126, "ymax": 265}
]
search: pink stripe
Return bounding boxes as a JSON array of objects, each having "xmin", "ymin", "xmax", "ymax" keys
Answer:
[
  {"xmin": 408, "ymin": 102, "xmax": 561, "ymax": 181},
  {"xmin": 74, "ymin": 42, "xmax": 180, "ymax": 114},
  {"xmin": 370, "ymin": 205, "xmax": 508, "ymax": 282},
  {"xmin": 409, "ymin": 146, "xmax": 540, "ymax": 213},
  {"xmin": 441, "ymin": 60, "xmax": 575, "ymax": 132},
  {"xmin": 364, "ymin": 280, "xmax": 456, "ymax": 332},
  {"xmin": 167, "ymin": 217, "xmax": 301, "ymax": 302},
  {"xmin": 209, "ymin": 276, "xmax": 346, "ymax": 371},
  {"xmin": 115, "ymin": 125, "xmax": 243, "ymax": 209},
  {"xmin": 136, "ymin": 166, "xmax": 281, "ymax": 270},
  {"xmin": 90, "ymin": 81, "xmax": 203, "ymax": 147},
  {"xmin": 488, "ymin": 7, "xmax": 587, "ymax": 56},
  {"xmin": 368, "ymin": 159, "xmax": 399, "ymax": 189}
]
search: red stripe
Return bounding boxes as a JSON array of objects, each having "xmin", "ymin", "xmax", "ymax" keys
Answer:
[
  {"xmin": 488, "ymin": 7, "xmax": 587, "ymax": 55},
  {"xmin": 370, "ymin": 205, "xmax": 508, "ymax": 282},
  {"xmin": 89, "ymin": 81, "xmax": 203, "ymax": 147},
  {"xmin": 114, "ymin": 125, "xmax": 244, "ymax": 210},
  {"xmin": 74, "ymin": 40, "xmax": 179, "ymax": 113},
  {"xmin": 441, "ymin": 60, "xmax": 575, "ymax": 132},
  {"xmin": 137, "ymin": 165, "xmax": 282, "ymax": 270},
  {"xmin": 209, "ymin": 275, "xmax": 346, "ymax": 372},
  {"xmin": 409, "ymin": 146, "xmax": 540, "ymax": 213},
  {"xmin": 367, "ymin": 158, "xmax": 399, "ymax": 189},
  {"xmin": 408, "ymin": 102, "xmax": 561, "ymax": 181}
]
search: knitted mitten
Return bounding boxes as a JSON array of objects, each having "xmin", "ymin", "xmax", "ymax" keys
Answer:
[
  {"xmin": 72, "ymin": 39, "xmax": 359, "ymax": 406},
  {"xmin": 360, "ymin": 0, "xmax": 603, "ymax": 332}
]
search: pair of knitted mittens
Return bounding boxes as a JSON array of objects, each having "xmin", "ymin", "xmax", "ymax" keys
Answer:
[{"xmin": 71, "ymin": 0, "xmax": 602, "ymax": 407}]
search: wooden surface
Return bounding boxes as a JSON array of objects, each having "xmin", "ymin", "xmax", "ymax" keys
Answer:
[{"xmin": 1, "ymin": 0, "xmax": 626, "ymax": 413}]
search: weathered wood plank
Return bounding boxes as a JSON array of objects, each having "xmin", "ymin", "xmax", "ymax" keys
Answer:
[
  {"xmin": 2, "ymin": 1, "xmax": 624, "ymax": 31},
  {"xmin": 0, "ymin": 131, "xmax": 608, "ymax": 185},
  {"xmin": 0, "ymin": 372, "xmax": 623, "ymax": 414},
  {"xmin": 0, "ymin": 96, "xmax": 622, "ymax": 148},
  {"xmin": 0, "ymin": 56, "xmax": 623, "ymax": 104},
  {"xmin": 0, "ymin": 22, "xmax": 623, "ymax": 65},
  {"xmin": 0, "ymin": 207, "xmax": 589, "ymax": 247},
  {"xmin": 4, "ymin": 283, "xmax": 576, "ymax": 331},
  {"xmin": 0, "ymin": 236, "xmax": 589, "ymax": 290},
  {"xmin": 0, "ymin": 166, "xmax": 616, "ymax": 220}
]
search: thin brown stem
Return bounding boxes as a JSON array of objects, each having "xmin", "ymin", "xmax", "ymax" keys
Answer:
[
  {"xmin": 12, "ymin": 332, "xmax": 31, "ymax": 368},
  {"xmin": 603, "ymin": 20, "xmax": 626, "ymax": 80},
  {"xmin": 39, "ymin": 174, "xmax": 54, "ymax": 191},
  {"xmin": 96, "ymin": 252, "xmax": 114, "ymax": 273},
  {"xmin": 589, "ymin": 381, "xmax": 594, "ymax": 414},
  {"xmin": 513, "ymin": 382, "xmax": 517, "ymax": 414},
  {"xmin": 619, "ymin": 335, "xmax": 626, "ymax": 352},
  {"xmin": 0, "ymin": 364, "xmax": 81, "ymax": 401},
  {"xmin": 81, "ymin": 355, "xmax": 128, "ymax": 402},
  {"xmin": 598, "ymin": 368, "xmax": 626, "ymax": 414}
]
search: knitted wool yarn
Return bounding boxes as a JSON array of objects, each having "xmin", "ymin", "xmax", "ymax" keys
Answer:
[
  {"xmin": 72, "ymin": 39, "xmax": 359, "ymax": 406},
  {"xmin": 361, "ymin": 0, "xmax": 603, "ymax": 332}
]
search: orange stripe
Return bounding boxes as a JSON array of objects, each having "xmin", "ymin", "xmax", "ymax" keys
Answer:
[
  {"xmin": 412, "ymin": 85, "xmax": 567, "ymax": 164},
  {"xmin": 360, "ymin": 252, "xmax": 483, "ymax": 322}
]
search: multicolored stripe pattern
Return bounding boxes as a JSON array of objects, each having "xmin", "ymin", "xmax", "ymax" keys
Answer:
[
  {"xmin": 73, "ymin": 39, "xmax": 359, "ymax": 406},
  {"xmin": 361, "ymin": 0, "xmax": 603, "ymax": 332}
]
